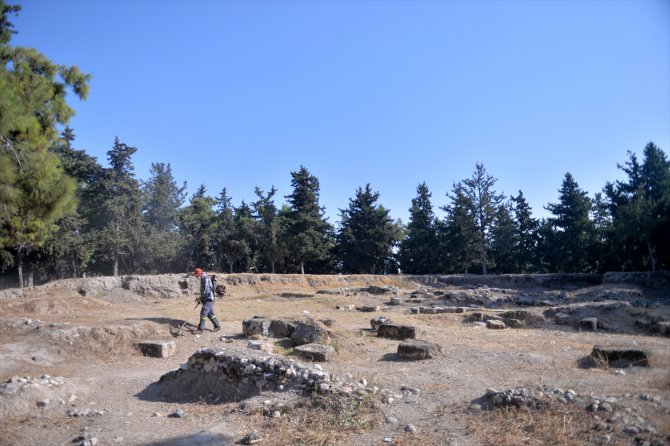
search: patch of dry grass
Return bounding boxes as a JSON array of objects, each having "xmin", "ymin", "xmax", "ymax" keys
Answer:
[
  {"xmin": 463, "ymin": 402, "xmax": 634, "ymax": 446},
  {"xmin": 249, "ymin": 393, "xmax": 382, "ymax": 445}
]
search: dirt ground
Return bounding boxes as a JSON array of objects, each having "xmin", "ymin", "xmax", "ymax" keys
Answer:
[{"xmin": 0, "ymin": 274, "xmax": 668, "ymax": 446}]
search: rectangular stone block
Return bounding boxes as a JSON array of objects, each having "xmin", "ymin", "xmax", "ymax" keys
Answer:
[
  {"xmin": 137, "ymin": 340, "xmax": 176, "ymax": 358},
  {"xmin": 378, "ymin": 324, "xmax": 416, "ymax": 340}
]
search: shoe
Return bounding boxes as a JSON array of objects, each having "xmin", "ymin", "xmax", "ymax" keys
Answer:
[{"xmin": 212, "ymin": 327, "xmax": 221, "ymax": 332}]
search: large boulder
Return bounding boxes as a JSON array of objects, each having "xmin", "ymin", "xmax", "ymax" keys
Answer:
[{"xmin": 290, "ymin": 321, "xmax": 332, "ymax": 346}]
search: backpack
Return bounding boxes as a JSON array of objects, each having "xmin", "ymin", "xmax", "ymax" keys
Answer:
[{"xmin": 211, "ymin": 275, "xmax": 226, "ymax": 297}]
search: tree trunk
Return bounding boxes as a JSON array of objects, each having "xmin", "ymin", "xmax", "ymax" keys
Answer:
[
  {"xmin": 228, "ymin": 261, "xmax": 234, "ymax": 274},
  {"xmin": 271, "ymin": 261, "xmax": 275, "ymax": 274},
  {"xmin": 17, "ymin": 251, "xmax": 24, "ymax": 289},
  {"xmin": 647, "ymin": 239, "xmax": 657, "ymax": 272},
  {"xmin": 113, "ymin": 252, "xmax": 119, "ymax": 277},
  {"xmin": 300, "ymin": 261, "xmax": 305, "ymax": 275},
  {"xmin": 27, "ymin": 269, "xmax": 34, "ymax": 287},
  {"xmin": 71, "ymin": 253, "xmax": 78, "ymax": 279}
]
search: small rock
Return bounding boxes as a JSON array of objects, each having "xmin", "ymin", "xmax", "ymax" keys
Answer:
[
  {"xmin": 623, "ymin": 425, "xmax": 640, "ymax": 435},
  {"xmin": 241, "ymin": 432, "xmax": 261, "ymax": 445},
  {"xmin": 36, "ymin": 399, "xmax": 50, "ymax": 407},
  {"xmin": 383, "ymin": 437, "xmax": 393, "ymax": 443},
  {"xmin": 168, "ymin": 408, "xmax": 185, "ymax": 418},
  {"xmin": 152, "ymin": 412, "xmax": 161, "ymax": 417},
  {"xmin": 405, "ymin": 424, "xmax": 417, "ymax": 433},
  {"xmin": 615, "ymin": 369, "xmax": 626, "ymax": 376},
  {"xmin": 384, "ymin": 415, "xmax": 399, "ymax": 424}
]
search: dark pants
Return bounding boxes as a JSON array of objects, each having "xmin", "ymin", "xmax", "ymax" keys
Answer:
[{"xmin": 199, "ymin": 300, "xmax": 220, "ymax": 329}]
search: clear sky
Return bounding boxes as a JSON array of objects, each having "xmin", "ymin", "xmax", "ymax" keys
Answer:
[{"xmin": 11, "ymin": 0, "xmax": 670, "ymax": 225}]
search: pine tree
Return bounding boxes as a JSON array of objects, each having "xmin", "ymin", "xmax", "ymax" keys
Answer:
[
  {"xmin": 462, "ymin": 163, "xmax": 505, "ymax": 275},
  {"xmin": 490, "ymin": 202, "xmax": 517, "ymax": 273},
  {"xmin": 284, "ymin": 166, "xmax": 334, "ymax": 274},
  {"xmin": 45, "ymin": 128, "xmax": 102, "ymax": 278},
  {"xmin": 0, "ymin": 3, "xmax": 89, "ymax": 286},
  {"xmin": 213, "ymin": 188, "xmax": 236, "ymax": 273},
  {"xmin": 545, "ymin": 173, "xmax": 594, "ymax": 272},
  {"xmin": 605, "ymin": 143, "xmax": 670, "ymax": 270},
  {"xmin": 140, "ymin": 162, "xmax": 187, "ymax": 273},
  {"xmin": 252, "ymin": 186, "xmax": 286, "ymax": 273},
  {"xmin": 336, "ymin": 184, "xmax": 401, "ymax": 274},
  {"xmin": 179, "ymin": 185, "xmax": 217, "ymax": 271},
  {"xmin": 440, "ymin": 181, "xmax": 480, "ymax": 273},
  {"xmin": 398, "ymin": 182, "xmax": 438, "ymax": 274},
  {"xmin": 511, "ymin": 190, "xmax": 540, "ymax": 272},
  {"xmin": 93, "ymin": 138, "xmax": 144, "ymax": 276}
]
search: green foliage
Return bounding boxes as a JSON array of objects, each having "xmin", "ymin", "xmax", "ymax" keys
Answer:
[
  {"xmin": 490, "ymin": 202, "xmax": 517, "ymax": 273},
  {"xmin": 462, "ymin": 163, "xmax": 505, "ymax": 274},
  {"xmin": 253, "ymin": 186, "xmax": 287, "ymax": 273},
  {"xmin": 398, "ymin": 182, "xmax": 438, "ymax": 274},
  {"xmin": 336, "ymin": 184, "xmax": 401, "ymax": 274},
  {"xmin": 440, "ymin": 181, "xmax": 480, "ymax": 273},
  {"xmin": 139, "ymin": 162, "xmax": 187, "ymax": 273},
  {"xmin": 44, "ymin": 128, "xmax": 102, "ymax": 278},
  {"xmin": 180, "ymin": 185, "xmax": 217, "ymax": 271},
  {"xmin": 544, "ymin": 173, "xmax": 594, "ymax": 272},
  {"xmin": 284, "ymin": 166, "xmax": 334, "ymax": 274},
  {"xmin": 92, "ymin": 138, "xmax": 144, "ymax": 276},
  {"xmin": 0, "ymin": 3, "xmax": 90, "ymax": 285},
  {"xmin": 605, "ymin": 142, "xmax": 670, "ymax": 271},
  {"xmin": 511, "ymin": 190, "xmax": 540, "ymax": 272}
]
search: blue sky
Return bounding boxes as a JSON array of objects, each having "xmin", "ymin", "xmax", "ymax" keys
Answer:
[{"xmin": 11, "ymin": 0, "xmax": 670, "ymax": 224}]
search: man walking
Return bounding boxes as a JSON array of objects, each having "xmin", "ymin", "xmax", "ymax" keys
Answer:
[{"xmin": 193, "ymin": 268, "xmax": 221, "ymax": 333}]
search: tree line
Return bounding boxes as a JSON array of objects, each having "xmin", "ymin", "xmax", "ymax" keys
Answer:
[{"xmin": 1, "ymin": 2, "xmax": 669, "ymax": 286}]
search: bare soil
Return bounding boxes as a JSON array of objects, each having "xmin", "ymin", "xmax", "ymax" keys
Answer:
[{"xmin": 0, "ymin": 274, "xmax": 668, "ymax": 446}]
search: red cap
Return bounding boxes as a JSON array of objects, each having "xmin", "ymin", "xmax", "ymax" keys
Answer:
[{"xmin": 193, "ymin": 268, "xmax": 203, "ymax": 276}]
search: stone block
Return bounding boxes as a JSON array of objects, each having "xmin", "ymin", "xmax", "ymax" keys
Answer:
[
  {"xmin": 290, "ymin": 321, "xmax": 331, "ymax": 346},
  {"xmin": 390, "ymin": 296, "xmax": 405, "ymax": 305},
  {"xmin": 554, "ymin": 312, "xmax": 571, "ymax": 325},
  {"xmin": 466, "ymin": 312, "xmax": 484, "ymax": 322},
  {"xmin": 358, "ymin": 305, "xmax": 380, "ymax": 312},
  {"xmin": 591, "ymin": 345, "xmax": 649, "ymax": 367},
  {"xmin": 294, "ymin": 343, "xmax": 336, "ymax": 362},
  {"xmin": 397, "ymin": 339, "xmax": 443, "ymax": 360},
  {"xmin": 242, "ymin": 318, "xmax": 270, "ymax": 337},
  {"xmin": 486, "ymin": 320, "xmax": 506, "ymax": 330},
  {"xmin": 370, "ymin": 316, "xmax": 392, "ymax": 331},
  {"xmin": 503, "ymin": 318, "xmax": 524, "ymax": 328},
  {"xmin": 378, "ymin": 324, "xmax": 416, "ymax": 340},
  {"xmin": 137, "ymin": 340, "xmax": 176, "ymax": 358},
  {"xmin": 657, "ymin": 321, "xmax": 670, "ymax": 337},
  {"xmin": 269, "ymin": 319, "xmax": 295, "ymax": 338},
  {"xmin": 580, "ymin": 317, "xmax": 598, "ymax": 331},
  {"xmin": 247, "ymin": 340, "xmax": 273, "ymax": 354},
  {"xmin": 410, "ymin": 307, "xmax": 421, "ymax": 314}
]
